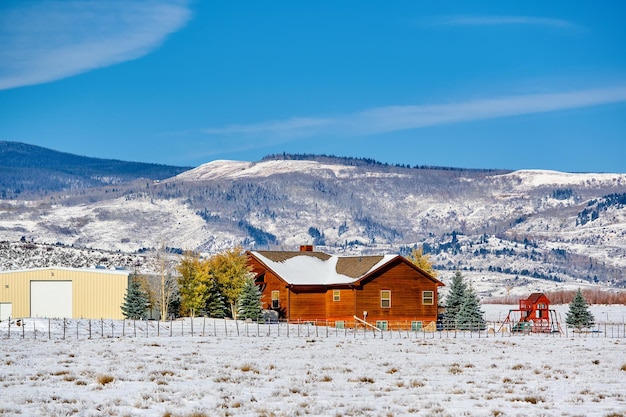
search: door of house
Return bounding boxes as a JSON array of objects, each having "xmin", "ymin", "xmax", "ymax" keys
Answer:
[{"xmin": 0, "ymin": 302, "xmax": 12, "ymax": 321}]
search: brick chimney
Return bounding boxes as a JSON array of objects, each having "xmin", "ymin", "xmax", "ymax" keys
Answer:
[{"xmin": 299, "ymin": 245, "xmax": 314, "ymax": 252}]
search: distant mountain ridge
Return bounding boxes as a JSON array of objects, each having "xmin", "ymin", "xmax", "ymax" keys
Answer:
[
  {"xmin": 261, "ymin": 152, "xmax": 506, "ymax": 172},
  {"xmin": 0, "ymin": 141, "xmax": 191, "ymax": 198},
  {"xmin": 1, "ymin": 142, "xmax": 625, "ymax": 297}
]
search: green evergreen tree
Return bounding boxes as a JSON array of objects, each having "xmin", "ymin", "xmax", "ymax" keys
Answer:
[
  {"xmin": 566, "ymin": 289, "xmax": 595, "ymax": 330},
  {"xmin": 205, "ymin": 279, "xmax": 228, "ymax": 318},
  {"xmin": 236, "ymin": 278, "xmax": 263, "ymax": 320},
  {"xmin": 121, "ymin": 276, "xmax": 149, "ymax": 320},
  {"xmin": 444, "ymin": 270, "xmax": 466, "ymax": 329},
  {"xmin": 456, "ymin": 284, "xmax": 485, "ymax": 330}
]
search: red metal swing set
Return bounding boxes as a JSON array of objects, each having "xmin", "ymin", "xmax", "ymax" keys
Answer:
[{"xmin": 499, "ymin": 293, "xmax": 563, "ymax": 333}]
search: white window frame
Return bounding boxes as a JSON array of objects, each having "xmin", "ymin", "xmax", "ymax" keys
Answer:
[
  {"xmin": 271, "ymin": 290, "xmax": 280, "ymax": 309},
  {"xmin": 411, "ymin": 321, "xmax": 423, "ymax": 331},
  {"xmin": 376, "ymin": 320, "xmax": 388, "ymax": 330},
  {"xmin": 380, "ymin": 290, "xmax": 391, "ymax": 308},
  {"xmin": 333, "ymin": 290, "xmax": 340, "ymax": 302},
  {"xmin": 335, "ymin": 320, "xmax": 345, "ymax": 329},
  {"xmin": 422, "ymin": 290, "xmax": 434, "ymax": 305}
]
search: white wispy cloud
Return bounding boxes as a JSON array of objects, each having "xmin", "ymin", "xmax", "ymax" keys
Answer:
[
  {"xmin": 0, "ymin": 0, "xmax": 191, "ymax": 90},
  {"xmin": 202, "ymin": 117, "xmax": 333, "ymax": 137},
  {"xmin": 201, "ymin": 86, "xmax": 626, "ymax": 139},
  {"xmin": 434, "ymin": 14, "xmax": 581, "ymax": 30}
]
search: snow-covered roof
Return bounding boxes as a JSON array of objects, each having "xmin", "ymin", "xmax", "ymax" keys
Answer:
[{"xmin": 250, "ymin": 251, "xmax": 398, "ymax": 285}]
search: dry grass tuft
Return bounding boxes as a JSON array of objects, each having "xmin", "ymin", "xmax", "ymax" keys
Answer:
[
  {"xmin": 52, "ymin": 370, "xmax": 71, "ymax": 376},
  {"xmin": 240, "ymin": 363, "xmax": 259, "ymax": 373},
  {"xmin": 97, "ymin": 374, "xmax": 114, "ymax": 385},
  {"xmin": 410, "ymin": 379, "xmax": 425, "ymax": 388},
  {"xmin": 449, "ymin": 364, "xmax": 463, "ymax": 374},
  {"xmin": 511, "ymin": 396, "xmax": 544, "ymax": 404}
]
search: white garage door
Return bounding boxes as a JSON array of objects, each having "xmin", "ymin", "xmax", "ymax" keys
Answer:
[
  {"xmin": 30, "ymin": 281, "xmax": 72, "ymax": 318},
  {"xmin": 0, "ymin": 303, "xmax": 12, "ymax": 321}
]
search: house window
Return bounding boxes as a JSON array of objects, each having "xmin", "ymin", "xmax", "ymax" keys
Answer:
[
  {"xmin": 411, "ymin": 321, "xmax": 423, "ymax": 331},
  {"xmin": 376, "ymin": 321, "xmax": 388, "ymax": 330},
  {"xmin": 333, "ymin": 290, "xmax": 340, "ymax": 302},
  {"xmin": 335, "ymin": 320, "xmax": 345, "ymax": 329},
  {"xmin": 536, "ymin": 310, "xmax": 543, "ymax": 319},
  {"xmin": 422, "ymin": 291, "xmax": 434, "ymax": 305},
  {"xmin": 380, "ymin": 290, "xmax": 391, "ymax": 308},
  {"xmin": 271, "ymin": 290, "xmax": 279, "ymax": 309}
]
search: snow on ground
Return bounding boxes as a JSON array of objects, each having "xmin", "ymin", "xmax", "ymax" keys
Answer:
[{"xmin": 1, "ymin": 306, "xmax": 625, "ymax": 417}]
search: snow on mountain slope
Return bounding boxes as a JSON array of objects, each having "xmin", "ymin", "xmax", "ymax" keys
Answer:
[
  {"xmin": 493, "ymin": 170, "xmax": 626, "ymax": 193},
  {"xmin": 2, "ymin": 157, "xmax": 625, "ymax": 295},
  {"xmin": 0, "ymin": 195, "xmax": 211, "ymax": 252},
  {"xmin": 173, "ymin": 159, "xmax": 411, "ymax": 181}
]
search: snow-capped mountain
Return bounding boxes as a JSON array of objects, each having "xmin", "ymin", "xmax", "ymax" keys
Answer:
[{"xmin": 1, "ymin": 153, "xmax": 625, "ymax": 296}]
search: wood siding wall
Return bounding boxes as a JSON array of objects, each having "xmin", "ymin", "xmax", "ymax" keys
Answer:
[
  {"xmin": 355, "ymin": 261, "xmax": 439, "ymax": 323},
  {"xmin": 325, "ymin": 288, "xmax": 355, "ymax": 321},
  {"xmin": 289, "ymin": 289, "xmax": 327, "ymax": 321}
]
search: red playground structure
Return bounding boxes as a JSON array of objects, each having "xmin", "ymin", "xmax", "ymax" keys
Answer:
[{"xmin": 499, "ymin": 293, "xmax": 562, "ymax": 333}]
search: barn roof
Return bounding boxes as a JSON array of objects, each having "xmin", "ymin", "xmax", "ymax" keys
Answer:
[{"xmin": 250, "ymin": 250, "xmax": 396, "ymax": 285}]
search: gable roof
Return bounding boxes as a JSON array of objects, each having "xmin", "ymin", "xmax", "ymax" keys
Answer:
[
  {"xmin": 249, "ymin": 250, "xmax": 443, "ymax": 286},
  {"xmin": 525, "ymin": 292, "xmax": 550, "ymax": 304}
]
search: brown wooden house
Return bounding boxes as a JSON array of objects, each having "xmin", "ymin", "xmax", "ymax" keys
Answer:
[{"xmin": 247, "ymin": 246, "xmax": 444, "ymax": 330}]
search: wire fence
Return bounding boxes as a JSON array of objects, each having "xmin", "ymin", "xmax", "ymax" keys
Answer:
[{"xmin": 2, "ymin": 317, "xmax": 625, "ymax": 340}]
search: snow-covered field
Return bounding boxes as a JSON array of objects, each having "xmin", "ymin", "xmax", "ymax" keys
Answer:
[{"xmin": 1, "ymin": 306, "xmax": 625, "ymax": 417}]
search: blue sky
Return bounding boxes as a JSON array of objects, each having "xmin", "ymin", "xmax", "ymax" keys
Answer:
[{"xmin": 1, "ymin": 1, "xmax": 625, "ymax": 172}]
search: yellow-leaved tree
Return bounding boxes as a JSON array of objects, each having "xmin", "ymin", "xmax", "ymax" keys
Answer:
[
  {"xmin": 406, "ymin": 246, "xmax": 438, "ymax": 277},
  {"xmin": 208, "ymin": 246, "xmax": 252, "ymax": 319},
  {"xmin": 176, "ymin": 251, "xmax": 210, "ymax": 318}
]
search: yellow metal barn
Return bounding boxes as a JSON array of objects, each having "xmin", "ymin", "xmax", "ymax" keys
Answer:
[{"xmin": 0, "ymin": 267, "xmax": 130, "ymax": 320}]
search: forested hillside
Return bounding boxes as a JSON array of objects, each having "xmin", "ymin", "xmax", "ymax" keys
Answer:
[{"xmin": 0, "ymin": 141, "xmax": 190, "ymax": 198}]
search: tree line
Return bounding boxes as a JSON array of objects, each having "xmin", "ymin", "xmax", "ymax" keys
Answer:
[{"xmin": 121, "ymin": 247, "xmax": 264, "ymax": 322}]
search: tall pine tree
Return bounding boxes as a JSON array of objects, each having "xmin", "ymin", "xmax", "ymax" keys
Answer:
[
  {"xmin": 205, "ymin": 279, "xmax": 228, "ymax": 318},
  {"xmin": 237, "ymin": 278, "xmax": 263, "ymax": 321},
  {"xmin": 566, "ymin": 289, "xmax": 595, "ymax": 330},
  {"xmin": 455, "ymin": 284, "xmax": 485, "ymax": 330},
  {"xmin": 444, "ymin": 270, "xmax": 466, "ymax": 329},
  {"xmin": 121, "ymin": 276, "xmax": 149, "ymax": 320}
]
